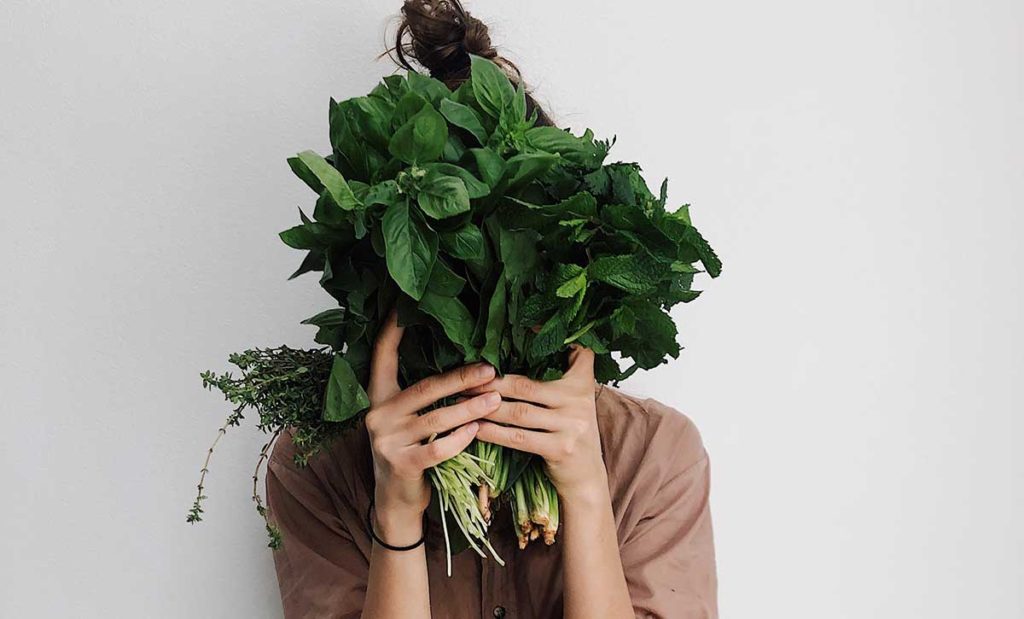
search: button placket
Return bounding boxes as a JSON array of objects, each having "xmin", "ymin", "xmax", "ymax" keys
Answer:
[{"xmin": 481, "ymin": 535, "xmax": 513, "ymax": 618}]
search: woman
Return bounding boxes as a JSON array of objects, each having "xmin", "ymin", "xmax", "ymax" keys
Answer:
[{"xmin": 265, "ymin": 2, "xmax": 718, "ymax": 617}]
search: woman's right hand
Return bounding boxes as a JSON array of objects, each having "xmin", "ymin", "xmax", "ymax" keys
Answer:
[{"xmin": 364, "ymin": 311, "xmax": 501, "ymax": 544}]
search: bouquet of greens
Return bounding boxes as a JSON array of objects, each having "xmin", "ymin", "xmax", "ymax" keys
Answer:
[{"xmin": 190, "ymin": 55, "xmax": 720, "ymax": 571}]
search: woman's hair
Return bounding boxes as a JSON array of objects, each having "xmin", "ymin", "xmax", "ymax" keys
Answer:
[{"xmin": 389, "ymin": 0, "xmax": 554, "ymax": 127}]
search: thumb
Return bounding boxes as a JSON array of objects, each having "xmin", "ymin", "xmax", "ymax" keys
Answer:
[
  {"xmin": 368, "ymin": 309, "xmax": 404, "ymax": 404},
  {"xmin": 565, "ymin": 343, "xmax": 595, "ymax": 379}
]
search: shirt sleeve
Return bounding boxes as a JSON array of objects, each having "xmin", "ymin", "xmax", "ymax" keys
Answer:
[
  {"xmin": 620, "ymin": 406, "xmax": 719, "ymax": 619},
  {"xmin": 265, "ymin": 434, "xmax": 370, "ymax": 619}
]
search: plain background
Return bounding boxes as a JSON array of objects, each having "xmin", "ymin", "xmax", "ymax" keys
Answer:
[{"xmin": 1, "ymin": 0, "xmax": 1021, "ymax": 617}]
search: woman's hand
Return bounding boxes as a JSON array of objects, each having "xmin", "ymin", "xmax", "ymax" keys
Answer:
[
  {"xmin": 469, "ymin": 346, "xmax": 606, "ymax": 504},
  {"xmin": 365, "ymin": 312, "xmax": 502, "ymax": 543},
  {"xmin": 471, "ymin": 346, "xmax": 634, "ymax": 618}
]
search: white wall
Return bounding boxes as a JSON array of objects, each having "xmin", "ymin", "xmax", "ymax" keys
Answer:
[{"xmin": 1, "ymin": 1, "xmax": 1021, "ymax": 617}]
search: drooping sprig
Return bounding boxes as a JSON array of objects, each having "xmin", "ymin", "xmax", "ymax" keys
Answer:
[{"xmin": 190, "ymin": 346, "xmax": 338, "ymax": 547}]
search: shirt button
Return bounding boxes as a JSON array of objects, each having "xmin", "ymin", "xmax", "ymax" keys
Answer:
[{"xmin": 492, "ymin": 606, "xmax": 507, "ymax": 618}]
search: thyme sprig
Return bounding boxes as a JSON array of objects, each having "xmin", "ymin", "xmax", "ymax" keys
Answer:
[{"xmin": 190, "ymin": 347, "xmax": 338, "ymax": 548}]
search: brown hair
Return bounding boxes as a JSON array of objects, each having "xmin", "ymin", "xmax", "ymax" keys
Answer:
[{"xmin": 388, "ymin": 0, "xmax": 554, "ymax": 127}]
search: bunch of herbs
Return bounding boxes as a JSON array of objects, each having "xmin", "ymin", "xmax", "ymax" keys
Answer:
[{"xmin": 191, "ymin": 55, "xmax": 721, "ymax": 570}]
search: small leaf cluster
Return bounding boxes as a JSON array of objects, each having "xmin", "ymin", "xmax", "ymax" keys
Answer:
[
  {"xmin": 191, "ymin": 347, "xmax": 339, "ymax": 547},
  {"xmin": 280, "ymin": 56, "xmax": 722, "ymax": 424},
  {"xmin": 200, "ymin": 347, "xmax": 339, "ymax": 464}
]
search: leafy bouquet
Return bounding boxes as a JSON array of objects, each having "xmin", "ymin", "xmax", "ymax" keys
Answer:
[{"xmin": 190, "ymin": 56, "xmax": 721, "ymax": 571}]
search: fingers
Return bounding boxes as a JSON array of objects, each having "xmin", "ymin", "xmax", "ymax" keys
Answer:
[
  {"xmin": 394, "ymin": 362, "xmax": 497, "ymax": 412},
  {"xmin": 483, "ymin": 400, "xmax": 561, "ymax": 431},
  {"xmin": 474, "ymin": 421, "xmax": 560, "ymax": 459},
  {"xmin": 411, "ymin": 422, "xmax": 481, "ymax": 469},
  {"xmin": 463, "ymin": 374, "xmax": 558, "ymax": 406},
  {"xmin": 405, "ymin": 392, "xmax": 502, "ymax": 442},
  {"xmin": 565, "ymin": 344, "xmax": 595, "ymax": 379},
  {"xmin": 368, "ymin": 310, "xmax": 404, "ymax": 403}
]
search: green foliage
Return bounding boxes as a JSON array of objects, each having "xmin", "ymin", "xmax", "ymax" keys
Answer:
[
  {"xmin": 278, "ymin": 54, "xmax": 721, "ymax": 530},
  {"xmin": 323, "ymin": 355, "xmax": 370, "ymax": 422},
  {"xmin": 279, "ymin": 55, "xmax": 723, "ymax": 394},
  {"xmin": 195, "ymin": 55, "xmax": 722, "ymax": 560},
  {"xmin": 191, "ymin": 347, "xmax": 344, "ymax": 547}
]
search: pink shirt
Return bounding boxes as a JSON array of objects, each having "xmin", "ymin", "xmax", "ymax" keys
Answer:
[{"xmin": 266, "ymin": 385, "xmax": 718, "ymax": 618}]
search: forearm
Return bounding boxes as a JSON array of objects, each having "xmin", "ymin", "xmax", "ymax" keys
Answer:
[
  {"xmin": 561, "ymin": 478, "xmax": 634, "ymax": 619},
  {"xmin": 361, "ymin": 507, "xmax": 431, "ymax": 618}
]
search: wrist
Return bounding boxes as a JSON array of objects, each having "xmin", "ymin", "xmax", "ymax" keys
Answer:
[
  {"xmin": 373, "ymin": 481, "xmax": 430, "ymax": 518},
  {"xmin": 372, "ymin": 501, "xmax": 426, "ymax": 548},
  {"xmin": 558, "ymin": 473, "xmax": 611, "ymax": 510},
  {"xmin": 372, "ymin": 485, "xmax": 427, "ymax": 546}
]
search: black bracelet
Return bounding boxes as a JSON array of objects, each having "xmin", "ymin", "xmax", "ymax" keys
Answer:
[{"xmin": 365, "ymin": 499, "xmax": 427, "ymax": 551}]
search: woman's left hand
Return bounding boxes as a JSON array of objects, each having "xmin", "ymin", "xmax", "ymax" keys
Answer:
[{"xmin": 469, "ymin": 345, "xmax": 607, "ymax": 503}]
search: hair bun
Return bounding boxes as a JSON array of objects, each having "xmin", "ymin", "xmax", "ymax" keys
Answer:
[
  {"xmin": 394, "ymin": 0, "xmax": 506, "ymax": 83},
  {"xmin": 389, "ymin": 1, "xmax": 553, "ymax": 126}
]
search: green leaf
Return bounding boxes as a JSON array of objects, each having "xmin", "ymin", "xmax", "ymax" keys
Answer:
[
  {"xmin": 658, "ymin": 178, "xmax": 669, "ymax": 208},
  {"xmin": 288, "ymin": 249, "xmax": 324, "ymax": 280},
  {"xmin": 555, "ymin": 268, "xmax": 588, "ymax": 298},
  {"xmin": 300, "ymin": 308, "xmax": 345, "ymax": 328},
  {"xmin": 608, "ymin": 163, "xmax": 655, "ymax": 206},
  {"xmin": 443, "ymin": 131, "xmax": 467, "ymax": 163},
  {"xmin": 508, "ymin": 192, "xmax": 597, "ymax": 220},
  {"xmin": 407, "ymin": 72, "xmax": 452, "ymax": 106},
  {"xmin": 510, "ymin": 81, "xmax": 527, "ymax": 124},
  {"xmin": 301, "ymin": 308, "xmax": 347, "ymax": 347},
  {"xmin": 556, "ymin": 192, "xmax": 598, "ymax": 218},
  {"xmin": 391, "ymin": 91, "xmax": 429, "ymax": 127},
  {"xmin": 574, "ymin": 329, "xmax": 608, "ymax": 353},
  {"xmin": 622, "ymin": 303, "xmax": 680, "ymax": 367},
  {"xmin": 504, "ymin": 152, "xmax": 559, "ymax": 190},
  {"xmin": 541, "ymin": 367, "xmax": 564, "ymax": 381},
  {"xmin": 389, "ymin": 104, "xmax": 448, "ymax": 165},
  {"xmin": 419, "ymin": 291, "xmax": 478, "ymax": 361},
  {"xmin": 589, "ymin": 253, "xmax": 667, "ymax": 293},
  {"xmin": 481, "ymin": 270, "xmax": 507, "ymax": 367},
  {"xmin": 583, "ymin": 167, "xmax": 611, "ymax": 196},
  {"xmin": 610, "ymin": 305, "xmax": 637, "ymax": 338},
  {"xmin": 313, "ymin": 191, "xmax": 345, "ymax": 225},
  {"xmin": 287, "ymin": 156, "xmax": 322, "ymax": 193},
  {"xmin": 381, "ymin": 74, "xmax": 410, "ymax": 100},
  {"xmin": 295, "ymin": 150, "xmax": 362, "ymax": 211},
  {"xmin": 681, "ymin": 225, "xmax": 723, "ymax": 278},
  {"xmin": 671, "ymin": 204, "xmax": 692, "ymax": 225},
  {"xmin": 349, "ymin": 96, "xmax": 394, "ymax": 152},
  {"xmin": 279, "ymin": 222, "xmax": 335, "ymax": 250},
  {"xmin": 470, "ymin": 148, "xmax": 508, "ymax": 188},
  {"xmin": 671, "ymin": 261, "xmax": 700, "ymax": 274},
  {"xmin": 426, "ymin": 258, "xmax": 466, "ymax": 297},
  {"xmin": 422, "ymin": 163, "xmax": 490, "ymax": 198},
  {"xmin": 470, "ymin": 55, "xmax": 515, "ymax": 120},
  {"xmin": 382, "ymin": 200, "xmax": 438, "ymax": 300},
  {"xmin": 440, "ymin": 99, "xmax": 489, "ymax": 145},
  {"xmin": 439, "ymin": 224, "xmax": 485, "ymax": 260},
  {"xmin": 364, "ymin": 180, "xmax": 401, "ymax": 206},
  {"xmin": 416, "ymin": 174, "xmax": 470, "ymax": 219},
  {"xmin": 323, "ymin": 355, "xmax": 370, "ymax": 422},
  {"xmin": 496, "ymin": 225, "xmax": 539, "ymax": 281},
  {"xmin": 524, "ymin": 126, "xmax": 607, "ymax": 168},
  {"xmin": 529, "ymin": 312, "xmax": 568, "ymax": 361}
]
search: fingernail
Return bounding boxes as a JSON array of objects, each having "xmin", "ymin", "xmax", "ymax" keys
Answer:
[
  {"xmin": 476, "ymin": 363, "xmax": 495, "ymax": 378},
  {"xmin": 483, "ymin": 391, "xmax": 501, "ymax": 407},
  {"xmin": 466, "ymin": 422, "xmax": 480, "ymax": 434}
]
